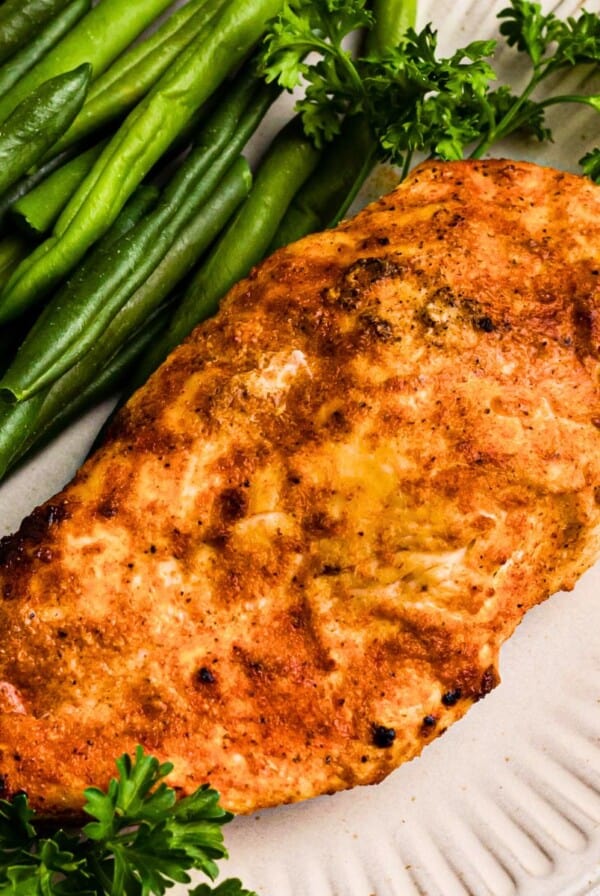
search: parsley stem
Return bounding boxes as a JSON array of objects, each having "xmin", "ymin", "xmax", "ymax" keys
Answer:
[
  {"xmin": 470, "ymin": 72, "xmax": 542, "ymax": 158},
  {"xmin": 89, "ymin": 849, "xmax": 115, "ymax": 893},
  {"xmin": 400, "ymin": 148, "xmax": 413, "ymax": 180},
  {"xmin": 289, "ymin": 32, "xmax": 366, "ymax": 110},
  {"xmin": 537, "ymin": 92, "xmax": 600, "ymax": 112},
  {"xmin": 336, "ymin": 47, "xmax": 368, "ymax": 104}
]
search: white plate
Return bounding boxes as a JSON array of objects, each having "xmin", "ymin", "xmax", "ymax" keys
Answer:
[{"xmin": 1, "ymin": 1, "xmax": 600, "ymax": 894}]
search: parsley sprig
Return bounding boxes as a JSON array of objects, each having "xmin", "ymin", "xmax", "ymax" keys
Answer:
[
  {"xmin": 260, "ymin": 0, "xmax": 600, "ymax": 179},
  {"xmin": 475, "ymin": 1, "xmax": 600, "ymax": 157},
  {"xmin": 0, "ymin": 747, "xmax": 256, "ymax": 896}
]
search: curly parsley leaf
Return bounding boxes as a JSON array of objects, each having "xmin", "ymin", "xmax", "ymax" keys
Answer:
[
  {"xmin": 0, "ymin": 794, "xmax": 36, "ymax": 849},
  {"xmin": 498, "ymin": 1, "xmax": 562, "ymax": 65},
  {"xmin": 581, "ymin": 148, "xmax": 600, "ymax": 182},
  {"xmin": 189, "ymin": 880, "xmax": 258, "ymax": 896},
  {"xmin": 551, "ymin": 9, "xmax": 600, "ymax": 67},
  {"xmin": 478, "ymin": 2, "xmax": 600, "ymax": 157},
  {"xmin": 83, "ymin": 747, "xmax": 177, "ymax": 841},
  {"xmin": 500, "ymin": 2, "xmax": 600, "ymax": 71},
  {"xmin": 0, "ymin": 831, "xmax": 90, "ymax": 896},
  {"xmin": 261, "ymin": 0, "xmax": 372, "ymax": 92},
  {"xmin": 0, "ymin": 747, "xmax": 246, "ymax": 896},
  {"xmin": 261, "ymin": 2, "xmax": 513, "ymax": 165},
  {"xmin": 261, "ymin": 0, "xmax": 372, "ymax": 144},
  {"xmin": 363, "ymin": 30, "xmax": 501, "ymax": 164}
]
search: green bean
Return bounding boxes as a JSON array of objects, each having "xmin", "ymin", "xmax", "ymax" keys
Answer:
[
  {"xmin": 0, "ymin": 62, "xmax": 91, "ymax": 198},
  {"xmin": 366, "ymin": 0, "xmax": 418, "ymax": 55},
  {"xmin": 0, "ymin": 136, "xmax": 84, "ymax": 228},
  {"xmin": 0, "ymin": 77, "xmax": 274, "ymax": 398},
  {"xmin": 0, "ymin": 234, "xmax": 29, "ymax": 283},
  {"xmin": 271, "ymin": 114, "xmax": 377, "ymax": 248},
  {"xmin": 133, "ymin": 117, "xmax": 320, "ymax": 386},
  {"xmin": 0, "ymin": 0, "xmax": 174, "ymax": 124},
  {"xmin": 16, "ymin": 307, "xmax": 171, "ymax": 470},
  {"xmin": 0, "ymin": 0, "xmax": 72, "ymax": 65},
  {"xmin": 51, "ymin": 0, "xmax": 229, "ymax": 157},
  {"xmin": 11, "ymin": 140, "xmax": 106, "ymax": 235},
  {"xmin": 98, "ymin": 184, "xmax": 159, "ymax": 248},
  {"xmin": 0, "ymin": 391, "xmax": 45, "ymax": 479},
  {"xmin": 0, "ymin": 0, "xmax": 90, "ymax": 97},
  {"xmin": 0, "ymin": 0, "xmax": 284, "ymax": 318},
  {"xmin": 5, "ymin": 176, "xmax": 157, "ymax": 306}
]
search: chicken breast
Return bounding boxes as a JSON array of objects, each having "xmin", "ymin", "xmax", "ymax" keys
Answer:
[{"xmin": 1, "ymin": 159, "xmax": 600, "ymax": 817}]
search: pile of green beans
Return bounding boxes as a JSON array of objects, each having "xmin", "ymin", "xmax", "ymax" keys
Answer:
[{"xmin": 0, "ymin": 0, "xmax": 284, "ymax": 320}]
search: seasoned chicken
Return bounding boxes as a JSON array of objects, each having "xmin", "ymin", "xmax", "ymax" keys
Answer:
[{"xmin": 1, "ymin": 159, "xmax": 600, "ymax": 818}]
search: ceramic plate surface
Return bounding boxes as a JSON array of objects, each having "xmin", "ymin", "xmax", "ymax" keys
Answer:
[{"xmin": 1, "ymin": 1, "xmax": 599, "ymax": 894}]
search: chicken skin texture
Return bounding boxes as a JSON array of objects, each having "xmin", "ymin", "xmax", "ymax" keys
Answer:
[{"xmin": 1, "ymin": 159, "xmax": 600, "ymax": 817}]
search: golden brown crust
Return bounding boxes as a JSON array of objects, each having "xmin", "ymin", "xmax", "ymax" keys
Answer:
[{"xmin": 2, "ymin": 159, "xmax": 600, "ymax": 816}]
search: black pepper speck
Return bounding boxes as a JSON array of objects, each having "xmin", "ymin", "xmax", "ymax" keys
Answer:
[
  {"xmin": 474, "ymin": 316, "xmax": 494, "ymax": 332},
  {"xmin": 441, "ymin": 688, "xmax": 462, "ymax": 707},
  {"xmin": 372, "ymin": 725, "xmax": 396, "ymax": 748},
  {"xmin": 197, "ymin": 667, "xmax": 216, "ymax": 684}
]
